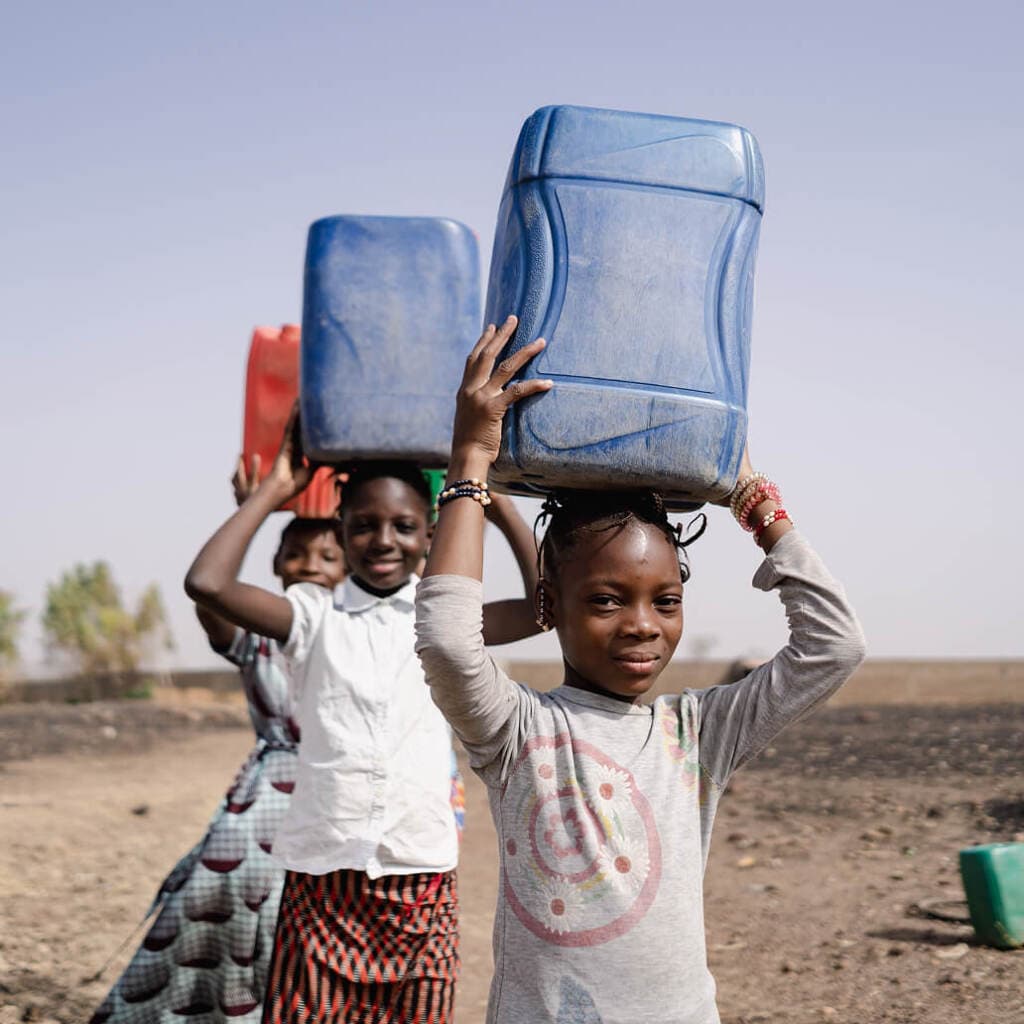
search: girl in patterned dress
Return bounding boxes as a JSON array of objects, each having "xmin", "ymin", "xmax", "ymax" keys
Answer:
[
  {"xmin": 184, "ymin": 407, "xmax": 539, "ymax": 1024},
  {"xmin": 415, "ymin": 317, "xmax": 867, "ymax": 1024},
  {"xmin": 91, "ymin": 490, "xmax": 347, "ymax": 1022}
]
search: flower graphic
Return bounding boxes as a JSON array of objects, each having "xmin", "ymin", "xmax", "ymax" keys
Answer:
[
  {"xmin": 596, "ymin": 833, "xmax": 650, "ymax": 894},
  {"xmin": 533, "ymin": 759, "xmax": 559, "ymax": 794},
  {"xmin": 586, "ymin": 762, "xmax": 632, "ymax": 804},
  {"xmin": 505, "ymin": 732, "xmax": 663, "ymax": 946},
  {"xmin": 537, "ymin": 877, "xmax": 584, "ymax": 934}
]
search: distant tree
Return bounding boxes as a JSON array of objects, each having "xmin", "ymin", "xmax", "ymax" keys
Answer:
[
  {"xmin": 0, "ymin": 590, "xmax": 28, "ymax": 673},
  {"xmin": 41, "ymin": 562, "xmax": 173, "ymax": 675}
]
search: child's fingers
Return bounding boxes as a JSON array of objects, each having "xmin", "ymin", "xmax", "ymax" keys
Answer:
[
  {"xmin": 463, "ymin": 317, "xmax": 518, "ymax": 392},
  {"xmin": 483, "ymin": 315, "xmax": 519, "ymax": 359},
  {"xmin": 251, "ymin": 452, "xmax": 262, "ymax": 484},
  {"xmin": 500, "ymin": 377, "xmax": 553, "ymax": 408},
  {"xmin": 491, "ymin": 337, "xmax": 546, "ymax": 390},
  {"xmin": 466, "ymin": 322, "xmax": 498, "ymax": 366},
  {"xmin": 461, "ymin": 323, "xmax": 500, "ymax": 392},
  {"xmin": 474, "ymin": 315, "xmax": 519, "ymax": 382}
]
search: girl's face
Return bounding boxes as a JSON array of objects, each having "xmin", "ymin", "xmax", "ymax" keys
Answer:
[
  {"xmin": 274, "ymin": 528, "xmax": 346, "ymax": 590},
  {"xmin": 546, "ymin": 520, "xmax": 683, "ymax": 702},
  {"xmin": 341, "ymin": 477, "xmax": 430, "ymax": 594}
]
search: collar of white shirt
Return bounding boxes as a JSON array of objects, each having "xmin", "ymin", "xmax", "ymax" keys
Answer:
[{"xmin": 337, "ymin": 574, "xmax": 419, "ymax": 614}]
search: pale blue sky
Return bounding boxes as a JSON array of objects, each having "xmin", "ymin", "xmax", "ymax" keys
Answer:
[{"xmin": 3, "ymin": 0, "xmax": 1021, "ymax": 671}]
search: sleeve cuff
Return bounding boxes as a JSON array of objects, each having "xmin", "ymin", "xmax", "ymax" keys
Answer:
[
  {"xmin": 416, "ymin": 574, "xmax": 484, "ymax": 601},
  {"xmin": 751, "ymin": 529, "xmax": 807, "ymax": 591}
]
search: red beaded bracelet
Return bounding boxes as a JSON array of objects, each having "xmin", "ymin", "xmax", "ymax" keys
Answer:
[
  {"xmin": 738, "ymin": 481, "xmax": 782, "ymax": 531},
  {"xmin": 754, "ymin": 507, "xmax": 791, "ymax": 542}
]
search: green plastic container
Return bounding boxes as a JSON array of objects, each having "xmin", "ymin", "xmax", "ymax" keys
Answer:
[
  {"xmin": 959, "ymin": 842, "xmax": 1024, "ymax": 949},
  {"xmin": 423, "ymin": 469, "xmax": 447, "ymax": 521}
]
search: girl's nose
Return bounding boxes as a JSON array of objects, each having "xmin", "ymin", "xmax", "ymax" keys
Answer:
[
  {"xmin": 370, "ymin": 525, "xmax": 397, "ymax": 550},
  {"xmin": 621, "ymin": 606, "xmax": 659, "ymax": 638}
]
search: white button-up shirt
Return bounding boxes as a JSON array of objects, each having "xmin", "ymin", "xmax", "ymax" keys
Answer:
[{"xmin": 274, "ymin": 575, "xmax": 458, "ymax": 878}]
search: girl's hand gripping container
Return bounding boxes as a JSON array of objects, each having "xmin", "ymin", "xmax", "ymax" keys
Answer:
[
  {"xmin": 485, "ymin": 105, "xmax": 764, "ymax": 509},
  {"xmin": 243, "ymin": 325, "xmax": 339, "ymax": 517},
  {"xmin": 300, "ymin": 216, "xmax": 481, "ymax": 465}
]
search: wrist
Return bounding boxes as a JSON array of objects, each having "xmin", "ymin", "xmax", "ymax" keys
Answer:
[
  {"xmin": 447, "ymin": 447, "xmax": 493, "ymax": 483},
  {"xmin": 744, "ymin": 497, "xmax": 777, "ymax": 530}
]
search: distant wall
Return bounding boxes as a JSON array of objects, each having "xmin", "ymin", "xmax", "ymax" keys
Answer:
[{"xmin": 4, "ymin": 660, "xmax": 1023, "ymax": 706}]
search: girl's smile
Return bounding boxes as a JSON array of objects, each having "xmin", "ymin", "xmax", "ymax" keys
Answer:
[
  {"xmin": 341, "ymin": 477, "xmax": 431, "ymax": 595},
  {"xmin": 612, "ymin": 650, "xmax": 662, "ymax": 674}
]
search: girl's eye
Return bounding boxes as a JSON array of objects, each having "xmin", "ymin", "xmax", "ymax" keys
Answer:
[
  {"xmin": 588, "ymin": 595, "xmax": 620, "ymax": 609},
  {"xmin": 655, "ymin": 596, "xmax": 682, "ymax": 611},
  {"xmin": 396, "ymin": 521, "xmax": 418, "ymax": 534}
]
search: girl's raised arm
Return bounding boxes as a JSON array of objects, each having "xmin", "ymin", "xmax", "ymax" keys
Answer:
[
  {"xmin": 424, "ymin": 316, "xmax": 551, "ymax": 582},
  {"xmin": 185, "ymin": 404, "xmax": 317, "ymax": 643},
  {"xmin": 417, "ymin": 317, "xmax": 551, "ymax": 761}
]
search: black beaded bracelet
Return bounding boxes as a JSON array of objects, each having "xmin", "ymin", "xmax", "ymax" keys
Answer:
[{"xmin": 435, "ymin": 486, "xmax": 492, "ymax": 511}]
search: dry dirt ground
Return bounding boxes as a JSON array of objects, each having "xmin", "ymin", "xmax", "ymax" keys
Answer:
[{"xmin": 1, "ymin": 690, "xmax": 1022, "ymax": 1024}]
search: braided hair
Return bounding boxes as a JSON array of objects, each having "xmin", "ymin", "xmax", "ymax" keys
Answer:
[{"xmin": 535, "ymin": 490, "xmax": 706, "ymax": 584}]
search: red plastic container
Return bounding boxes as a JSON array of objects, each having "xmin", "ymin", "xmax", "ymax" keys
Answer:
[{"xmin": 243, "ymin": 325, "xmax": 339, "ymax": 517}]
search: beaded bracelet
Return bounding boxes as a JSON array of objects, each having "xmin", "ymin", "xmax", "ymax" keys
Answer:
[
  {"xmin": 435, "ymin": 478, "xmax": 491, "ymax": 512},
  {"xmin": 754, "ymin": 507, "xmax": 791, "ymax": 543},
  {"xmin": 729, "ymin": 473, "xmax": 762, "ymax": 515},
  {"xmin": 729, "ymin": 472, "xmax": 783, "ymax": 530},
  {"xmin": 737, "ymin": 480, "xmax": 782, "ymax": 531},
  {"xmin": 729, "ymin": 472, "xmax": 769, "ymax": 521}
]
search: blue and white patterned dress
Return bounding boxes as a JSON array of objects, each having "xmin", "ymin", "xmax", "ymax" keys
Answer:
[{"xmin": 91, "ymin": 632, "xmax": 300, "ymax": 1022}]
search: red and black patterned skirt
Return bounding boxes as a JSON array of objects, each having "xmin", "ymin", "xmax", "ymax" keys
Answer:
[{"xmin": 262, "ymin": 868, "xmax": 459, "ymax": 1024}]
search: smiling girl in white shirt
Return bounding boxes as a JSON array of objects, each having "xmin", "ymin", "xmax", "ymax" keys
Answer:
[{"xmin": 186, "ymin": 407, "xmax": 539, "ymax": 1024}]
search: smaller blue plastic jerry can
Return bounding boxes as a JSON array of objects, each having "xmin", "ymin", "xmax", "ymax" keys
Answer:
[
  {"xmin": 300, "ymin": 215, "xmax": 481, "ymax": 465},
  {"xmin": 485, "ymin": 105, "xmax": 764, "ymax": 508}
]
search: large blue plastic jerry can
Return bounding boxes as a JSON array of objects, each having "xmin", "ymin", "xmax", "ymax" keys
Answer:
[
  {"xmin": 485, "ymin": 105, "xmax": 764, "ymax": 508},
  {"xmin": 301, "ymin": 215, "xmax": 480, "ymax": 465}
]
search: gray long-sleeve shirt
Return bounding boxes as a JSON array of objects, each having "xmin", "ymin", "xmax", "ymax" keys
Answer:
[{"xmin": 415, "ymin": 530, "xmax": 865, "ymax": 1024}]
